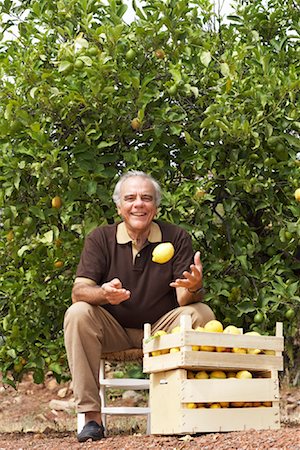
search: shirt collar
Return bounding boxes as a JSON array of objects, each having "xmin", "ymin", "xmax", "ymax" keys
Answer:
[{"xmin": 116, "ymin": 221, "xmax": 162, "ymax": 244}]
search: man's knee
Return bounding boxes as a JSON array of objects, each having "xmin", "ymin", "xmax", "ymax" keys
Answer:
[
  {"xmin": 179, "ymin": 303, "xmax": 215, "ymax": 328},
  {"xmin": 64, "ymin": 302, "xmax": 96, "ymax": 331}
]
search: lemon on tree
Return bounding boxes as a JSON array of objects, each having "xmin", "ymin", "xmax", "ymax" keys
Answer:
[
  {"xmin": 126, "ymin": 49, "xmax": 136, "ymax": 62},
  {"xmin": 152, "ymin": 242, "xmax": 175, "ymax": 264},
  {"xmin": 253, "ymin": 311, "xmax": 264, "ymax": 324},
  {"xmin": 74, "ymin": 59, "xmax": 84, "ymax": 69},
  {"xmin": 294, "ymin": 188, "xmax": 300, "ymax": 201},
  {"xmin": 51, "ymin": 195, "xmax": 62, "ymax": 209},
  {"xmin": 155, "ymin": 48, "xmax": 165, "ymax": 59},
  {"xmin": 54, "ymin": 260, "xmax": 64, "ymax": 268},
  {"xmin": 131, "ymin": 117, "xmax": 141, "ymax": 131},
  {"xmin": 285, "ymin": 308, "xmax": 295, "ymax": 320}
]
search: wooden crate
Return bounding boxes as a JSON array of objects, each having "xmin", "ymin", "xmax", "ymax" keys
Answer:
[
  {"xmin": 150, "ymin": 368, "xmax": 280, "ymax": 434},
  {"xmin": 143, "ymin": 315, "xmax": 284, "ymax": 434},
  {"xmin": 143, "ymin": 316, "xmax": 283, "ymax": 374}
]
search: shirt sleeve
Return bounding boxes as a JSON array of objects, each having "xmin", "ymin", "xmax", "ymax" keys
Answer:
[{"xmin": 75, "ymin": 228, "xmax": 109, "ymax": 284}]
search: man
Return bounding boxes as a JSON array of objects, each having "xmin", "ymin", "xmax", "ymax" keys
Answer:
[{"xmin": 64, "ymin": 171, "xmax": 215, "ymax": 442}]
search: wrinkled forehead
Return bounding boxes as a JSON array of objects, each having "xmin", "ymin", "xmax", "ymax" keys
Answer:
[{"xmin": 120, "ymin": 177, "xmax": 156, "ymax": 197}]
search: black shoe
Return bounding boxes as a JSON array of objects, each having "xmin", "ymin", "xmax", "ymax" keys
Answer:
[{"xmin": 77, "ymin": 421, "xmax": 105, "ymax": 442}]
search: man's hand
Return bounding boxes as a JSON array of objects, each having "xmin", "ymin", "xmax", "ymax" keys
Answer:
[
  {"xmin": 101, "ymin": 278, "xmax": 131, "ymax": 304},
  {"xmin": 72, "ymin": 278, "xmax": 130, "ymax": 305},
  {"xmin": 170, "ymin": 251, "xmax": 203, "ymax": 292}
]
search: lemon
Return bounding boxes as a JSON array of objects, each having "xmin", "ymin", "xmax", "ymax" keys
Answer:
[
  {"xmin": 294, "ymin": 188, "xmax": 300, "ymax": 202},
  {"xmin": 200, "ymin": 346, "xmax": 215, "ymax": 352},
  {"xmin": 170, "ymin": 347, "xmax": 180, "ymax": 353},
  {"xmin": 210, "ymin": 370, "xmax": 226, "ymax": 379},
  {"xmin": 186, "ymin": 402, "xmax": 197, "ymax": 409},
  {"xmin": 263, "ymin": 401, "xmax": 272, "ymax": 407},
  {"xmin": 171, "ymin": 326, "xmax": 181, "ymax": 334},
  {"xmin": 263, "ymin": 349, "xmax": 275, "ymax": 355},
  {"xmin": 227, "ymin": 371, "xmax": 237, "ymax": 378},
  {"xmin": 210, "ymin": 403, "xmax": 221, "ymax": 408},
  {"xmin": 195, "ymin": 370, "xmax": 209, "ymax": 379},
  {"xmin": 151, "ymin": 350, "xmax": 162, "ymax": 356},
  {"xmin": 216, "ymin": 346, "xmax": 227, "ymax": 352},
  {"xmin": 152, "ymin": 242, "xmax": 175, "ymax": 264},
  {"xmin": 223, "ymin": 325, "xmax": 242, "ymax": 335},
  {"xmin": 236, "ymin": 370, "xmax": 252, "ymax": 379},
  {"xmin": 195, "ymin": 326, "xmax": 205, "ymax": 332},
  {"xmin": 54, "ymin": 260, "xmax": 64, "ymax": 268},
  {"xmin": 51, "ymin": 195, "xmax": 62, "ymax": 209},
  {"xmin": 131, "ymin": 117, "xmax": 141, "ymax": 130},
  {"xmin": 231, "ymin": 401, "xmax": 244, "ymax": 407},
  {"xmin": 204, "ymin": 320, "xmax": 223, "ymax": 333},
  {"xmin": 153, "ymin": 330, "xmax": 167, "ymax": 338},
  {"xmin": 232, "ymin": 347, "xmax": 247, "ymax": 354},
  {"xmin": 220, "ymin": 402, "xmax": 229, "ymax": 408},
  {"xmin": 244, "ymin": 331, "xmax": 262, "ymax": 354},
  {"xmin": 245, "ymin": 331, "xmax": 261, "ymax": 336},
  {"xmin": 247, "ymin": 348, "xmax": 262, "ymax": 355}
]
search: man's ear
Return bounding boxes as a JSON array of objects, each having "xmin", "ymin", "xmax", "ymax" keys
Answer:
[{"xmin": 117, "ymin": 205, "xmax": 121, "ymax": 215}]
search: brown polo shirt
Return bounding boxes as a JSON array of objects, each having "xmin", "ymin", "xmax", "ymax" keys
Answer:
[{"xmin": 75, "ymin": 220, "xmax": 194, "ymax": 328}]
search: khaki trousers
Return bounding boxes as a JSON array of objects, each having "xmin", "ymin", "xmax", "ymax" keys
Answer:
[{"xmin": 64, "ymin": 301, "xmax": 215, "ymax": 413}]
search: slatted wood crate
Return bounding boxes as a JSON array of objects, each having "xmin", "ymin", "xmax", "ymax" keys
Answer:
[{"xmin": 143, "ymin": 315, "xmax": 284, "ymax": 434}]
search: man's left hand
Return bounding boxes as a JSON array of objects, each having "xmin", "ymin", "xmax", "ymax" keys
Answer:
[{"xmin": 169, "ymin": 251, "xmax": 203, "ymax": 292}]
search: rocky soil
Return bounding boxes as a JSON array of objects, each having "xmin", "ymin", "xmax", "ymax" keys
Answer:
[{"xmin": 0, "ymin": 372, "xmax": 299, "ymax": 449}]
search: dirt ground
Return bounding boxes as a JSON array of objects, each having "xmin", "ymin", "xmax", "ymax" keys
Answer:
[{"xmin": 0, "ymin": 372, "xmax": 300, "ymax": 449}]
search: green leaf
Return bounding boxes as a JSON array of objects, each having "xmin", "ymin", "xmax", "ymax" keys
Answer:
[
  {"xmin": 48, "ymin": 362, "xmax": 62, "ymax": 375},
  {"xmin": 220, "ymin": 63, "xmax": 230, "ymax": 78},
  {"xmin": 200, "ymin": 51, "xmax": 211, "ymax": 67},
  {"xmin": 97, "ymin": 141, "xmax": 118, "ymax": 149},
  {"xmin": 17, "ymin": 245, "xmax": 31, "ymax": 257},
  {"xmin": 58, "ymin": 61, "xmax": 73, "ymax": 73},
  {"xmin": 7, "ymin": 349, "xmax": 16, "ymax": 359},
  {"xmin": 40, "ymin": 230, "xmax": 54, "ymax": 244},
  {"xmin": 29, "ymin": 206, "xmax": 45, "ymax": 220},
  {"xmin": 33, "ymin": 368, "xmax": 45, "ymax": 384}
]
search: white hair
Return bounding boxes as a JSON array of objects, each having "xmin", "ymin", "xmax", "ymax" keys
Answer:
[{"xmin": 112, "ymin": 171, "xmax": 161, "ymax": 206}]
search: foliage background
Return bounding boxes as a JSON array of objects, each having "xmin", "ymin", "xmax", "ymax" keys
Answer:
[{"xmin": 0, "ymin": 0, "xmax": 299, "ymax": 385}]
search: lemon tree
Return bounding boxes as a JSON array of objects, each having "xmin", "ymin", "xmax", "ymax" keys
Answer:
[{"xmin": 0, "ymin": 0, "xmax": 299, "ymax": 385}]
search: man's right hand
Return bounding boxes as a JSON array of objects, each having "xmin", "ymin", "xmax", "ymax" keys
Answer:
[
  {"xmin": 101, "ymin": 278, "xmax": 131, "ymax": 304},
  {"xmin": 72, "ymin": 278, "xmax": 130, "ymax": 305}
]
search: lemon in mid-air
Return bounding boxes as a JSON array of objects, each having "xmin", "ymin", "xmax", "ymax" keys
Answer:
[{"xmin": 152, "ymin": 242, "xmax": 175, "ymax": 264}]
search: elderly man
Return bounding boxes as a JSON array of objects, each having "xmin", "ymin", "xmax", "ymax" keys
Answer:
[{"xmin": 64, "ymin": 170, "xmax": 215, "ymax": 442}]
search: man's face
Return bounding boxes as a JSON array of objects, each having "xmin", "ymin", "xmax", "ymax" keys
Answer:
[{"xmin": 117, "ymin": 176, "xmax": 157, "ymax": 234}]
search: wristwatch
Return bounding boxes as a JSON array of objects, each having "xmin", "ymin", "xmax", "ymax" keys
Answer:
[{"xmin": 187, "ymin": 286, "xmax": 205, "ymax": 295}]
